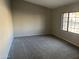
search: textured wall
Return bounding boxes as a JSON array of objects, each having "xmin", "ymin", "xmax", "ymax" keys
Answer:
[
  {"xmin": 52, "ymin": 2, "xmax": 79, "ymax": 47},
  {"xmin": 0, "ymin": 0, "xmax": 13, "ymax": 59},
  {"xmin": 12, "ymin": 0, "xmax": 52, "ymax": 37}
]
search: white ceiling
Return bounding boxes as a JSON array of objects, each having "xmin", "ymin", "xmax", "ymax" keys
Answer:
[{"xmin": 24, "ymin": 0, "xmax": 79, "ymax": 8}]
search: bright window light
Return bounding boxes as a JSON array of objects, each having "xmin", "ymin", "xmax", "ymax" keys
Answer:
[{"xmin": 62, "ymin": 12, "xmax": 79, "ymax": 34}]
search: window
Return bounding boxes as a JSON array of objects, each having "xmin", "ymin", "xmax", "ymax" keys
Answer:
[{"xmin": 62, "ymin": 12, "xmax": 79, "ymax": 34}]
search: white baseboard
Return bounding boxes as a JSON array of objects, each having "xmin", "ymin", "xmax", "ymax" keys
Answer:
[{"xmin": 52, "ymin": 34, "xmax": 79, "ymax": 48}]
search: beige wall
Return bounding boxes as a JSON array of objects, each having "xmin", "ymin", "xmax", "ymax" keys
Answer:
[
  {"xmin": 52, "ymin": 2, "xmax": 79, "ymax": 47},
  {"xmin": 0, "ymin": 0, "xmax": 13, "ymax": 59},
  {"xmin": 12, "ymin": 0, "xmax": 52, "ymax": 37}
]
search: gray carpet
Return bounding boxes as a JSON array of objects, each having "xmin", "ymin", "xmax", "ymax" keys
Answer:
[{"xmin": 8, "ymin": 36, "xmax": 79, "ymax": 59}]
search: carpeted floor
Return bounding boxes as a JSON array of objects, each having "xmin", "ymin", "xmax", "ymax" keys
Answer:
[{"xmin": 8, "ymin": 35, "xmax": 79, "ymax": 59}]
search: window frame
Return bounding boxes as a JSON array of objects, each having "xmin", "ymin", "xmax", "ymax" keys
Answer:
[{"xmin": 61, "ymin": 12, "xmax": 79, "ymax": 34}]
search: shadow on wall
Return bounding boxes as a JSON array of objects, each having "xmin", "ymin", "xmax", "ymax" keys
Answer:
[{"xmin": 12, "ymin": 0, "xmax": 52, "ymax": 37}]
